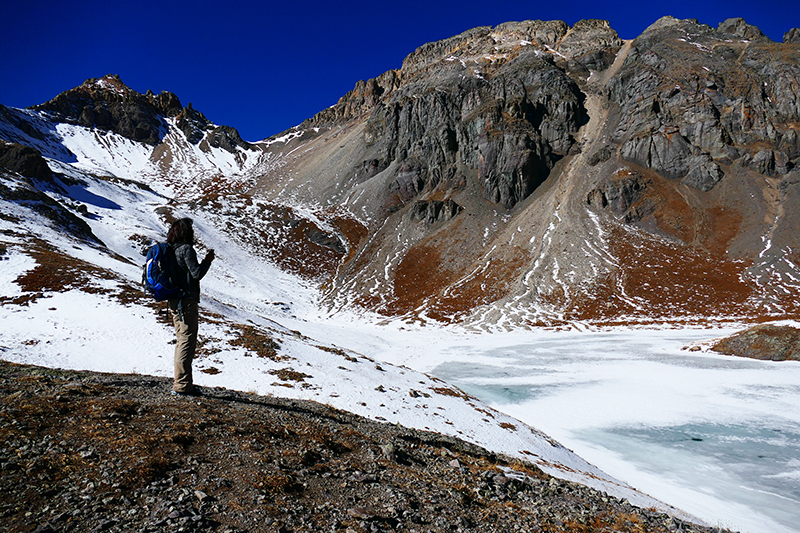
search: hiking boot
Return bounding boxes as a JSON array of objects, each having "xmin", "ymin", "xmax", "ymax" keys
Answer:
[{"xmin": 171, "ymin": 387, "xmax": 202, "ymax": 397}]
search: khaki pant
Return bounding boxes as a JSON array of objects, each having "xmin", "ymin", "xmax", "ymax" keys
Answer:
[{"xmin": 169, "ymin": 299, "xmax": 199, "ymax": 393}]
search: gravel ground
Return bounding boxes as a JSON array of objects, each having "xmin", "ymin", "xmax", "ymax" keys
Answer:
[{"xmin": 0, "ymin": 361, "xmax": 735, "ymax": 533}]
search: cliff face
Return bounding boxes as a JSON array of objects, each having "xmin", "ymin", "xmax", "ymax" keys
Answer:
[
  {"xmin": 303, "ymin": 20, "xmax": 618, "ymax": 211},
  {"xmin": 256, "ymin": 17, "xmax": 800, "ymax": 327}
]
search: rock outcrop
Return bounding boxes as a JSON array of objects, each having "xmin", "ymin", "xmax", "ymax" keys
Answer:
[
  {"xmin": 711, "ymin": 324, "xmax": 800, "ymax": 361},
  {"xmin": 608, "ymin": 17, "xmax": 799, "ymax": 193},
  {"xmin": 0, "ymin": 141, "xmax": 53, "ymax": 182}
]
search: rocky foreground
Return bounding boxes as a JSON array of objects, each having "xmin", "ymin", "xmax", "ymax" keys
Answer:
[{"xmin": 0, "ymin": 361, "xmax": 733, "ymax": 533}]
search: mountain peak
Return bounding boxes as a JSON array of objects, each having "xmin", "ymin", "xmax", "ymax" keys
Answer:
[
  {"xmin": 26, "ymin": 75, "xmax": 251, "ymax": 150},
  {"xmin": 31, "ymin": 74, "xmax": 169, "ymax": 145},
  {"xmin": 81, "ymin": 73, "xmax": 133, "ymax": 95}
]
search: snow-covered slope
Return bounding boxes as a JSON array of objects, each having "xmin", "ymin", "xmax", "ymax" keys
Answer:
[{"xmin": 0, "ymin": 115, "xmax": 697, "ymax": 520}]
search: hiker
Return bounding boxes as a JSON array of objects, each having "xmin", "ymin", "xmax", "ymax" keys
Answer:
[{"xmin": 167, "ymin": 217, "xmax": 214, "ymax": 396}]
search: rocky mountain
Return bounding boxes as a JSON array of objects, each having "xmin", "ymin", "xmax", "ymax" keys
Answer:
[
  {"xmin": 2, "ymin": 17, "xmax": 800, "ymax": 329},
  {"xmin": 253, "ymin": 16, "xmax": 800, "ymax": 328},
  {"xmin": 26, "ymin": 74, "xmax": 252, "ymax": 151}
]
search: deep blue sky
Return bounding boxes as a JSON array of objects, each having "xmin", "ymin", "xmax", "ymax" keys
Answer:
[{"xmin": 1, "ymin": 1, "xmax": 797, "ymax": 141}]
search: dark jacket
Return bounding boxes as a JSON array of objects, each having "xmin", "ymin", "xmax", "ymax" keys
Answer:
[{"xmin": 172, "ymin": 243, "xmax": 211, "ymax": 301}]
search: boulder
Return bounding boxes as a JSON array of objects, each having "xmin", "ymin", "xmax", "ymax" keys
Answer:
[
  {"xmin": 587, "ymin": 171, "xmax": 650, "ymax": 219},
  {"xmin": 747, "ymin": 149, "xmax": 790, "ymax": 176}
]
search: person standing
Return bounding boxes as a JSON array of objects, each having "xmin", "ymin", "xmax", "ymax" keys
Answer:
[{"xmin": 166, "ymin": 218, "xmax": 214, "ymax": 396}]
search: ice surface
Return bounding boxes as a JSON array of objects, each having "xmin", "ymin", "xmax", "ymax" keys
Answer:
[{"xmin": 421, "ymin": 330, "xmax": 800, "ymax": 533}]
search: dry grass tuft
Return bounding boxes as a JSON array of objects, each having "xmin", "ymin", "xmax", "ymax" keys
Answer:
[{"xmin": 226, "ymin": 323, "xmax": 285, "ymax": 361}]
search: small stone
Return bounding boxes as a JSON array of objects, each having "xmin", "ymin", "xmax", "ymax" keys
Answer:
[
  {"xmin": 380, "ymin": 443, "xmax": 396, "ymax": 461},
  {"xmin": 93, "ymin": 519, "xmax": 116, "ymax": 531},
  {"xmin": 194, "ymin": 490, "xmax": 213, "ymax": 502},
  {"xmin": 348, "ymin": 506, "xmax": 377, "ymax": 520}
]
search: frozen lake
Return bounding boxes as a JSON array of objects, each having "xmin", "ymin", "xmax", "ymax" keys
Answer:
[{"xmin": 408, "ymin": 329, "xmax": 800, "ymax": 533}]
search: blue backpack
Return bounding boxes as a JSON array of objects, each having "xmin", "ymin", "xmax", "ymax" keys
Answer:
[{"xmin": 142, "ymin": 243, "xmax": 185, "ymax": 301}]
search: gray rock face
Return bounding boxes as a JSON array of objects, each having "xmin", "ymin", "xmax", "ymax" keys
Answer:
[
  {"xmin": 310, "ymin": 15, "xmax": 798, "ymax": 215},
  {"xmin": 409, "ymin": 199, "xmax": 463, "ymax": 224},
  {"xmin": 556, "ymin": 18, "xmax": 623, "ymax": 73},
  {"xmin": 746, "ymin": 149, "xmax": 790, "ymax": 177},
  {"xmin": 317, "ymin": 22, "xmax": 598, "ymax": 210},
  {"xmin": 682, "ymin": 154, "xmax": 723, "ymax": 191},
  {"xmin": 608, "ymin": 17, "xmax": 800, "ymax": 191},
  {"xmin": 717, "ymin": 17, "xmax": 770, "ymax": 42},
  {"xmin": 620, "ymin": 131, "xmax": 693, "ymax": 180}
]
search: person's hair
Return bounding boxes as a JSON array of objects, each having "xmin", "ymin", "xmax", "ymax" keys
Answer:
[{"xmin": 167, "ymin": 218, "xmax": 195, "ymax": 245}]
